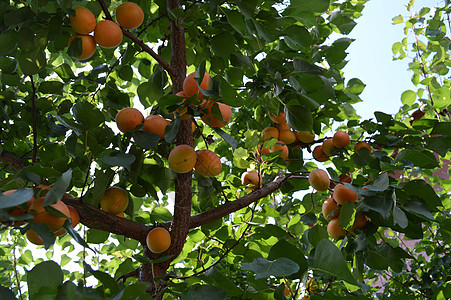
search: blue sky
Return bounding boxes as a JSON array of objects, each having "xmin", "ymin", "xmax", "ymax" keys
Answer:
[{"xmin": 343, "ymin": 0, "xmax": 441, "ymax": 119}]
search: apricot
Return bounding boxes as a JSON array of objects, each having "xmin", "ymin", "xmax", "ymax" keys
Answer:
[
  {"xmin": 339, "ymin": 174, "xmax": 352, "ymax": 183},
  {"xmin": 146, "ymin": 227, "xmax": 171, "ymax": 253},
  {"xmin": 68, "ymin": 34, "xmax": 96, "ymax": 60},
  {"xmin": 70, "ymin": 7, "xmax": 97, "ymax": 34},
  {"xmin": 278, "ymin": 123, "xmax": 290, "ymax": 131},
  {"xmin": 174, "ymin": 91, "xmax": 191, "ymax": 120},
  {"xmin": 2, "ymin": 189, "xmax": 33, "ymax": 217},
  {"xmin": 296, "ymin": 131, "xmax": 315, "ymax": 144},
  {"xmin": 115, "ymin": 107, "xmax": 144, "ymax": 133},
  {"xmin": 333, "ymin": 184, "xmax": 358, "ymax": 205},
  {"xmin": 183, "ymin": 71, "xmax": 210, "ymax": 99},
  {"xmin": 115, "ymin": 2, "xmax": 144, "ymax": 30},
  {"xmin": 201, "ymin": 101, "xmax": 232, "ymax": 128},
  {"xmin": 322, "ymin": 197, "xmax": 340, "ymax": 220},
  {"xmin": 322, "ymin": 138, "xmax": 335, "ymax": 156},
  {"xmin": 312, "ymin": 145, "xmax": 329, "ymax": 162},
  {"xmin": 284, "ymin": 284, "xmax": 290, "ymax": 297},
  {"xmin": 143, "ymin": 114, "xmax": 167, "ymax": 139},
  {"xmin": 194, "ymin": 149, "xmax": 222, "ymax": 177},
  {"xmin": 269, "ymin": 112, "xmax": 286, "ymax": 124},
  {"xmin": 29, "ymin": 197, "xmax": 71, "ymax": 232},
  {"xmin": 354, "ymin": 141, "xmax": 372, "ymax": 154},
  {"xmin": 333, "ymin": 131, "xmax": 350, "ymax": 148},
  {"xmin": 261, "ymin": 127, "xmax": 279, "ymax": 141},
  {"xmin": 67, "ymin": 205, "xmax": 80, "ymax": 228},
  {"xmin": 350, "ymin": 213, "xmax": 367, "ymax": 232},
  {"xmin": 116, "ymin": 212, "xmax": 125, "ymax": 218},
  {"xmin": 26, "ymin": 229, "xmax": 44, "ymax": 246},
  {"xmin": 94, "ymin": 20, "xmax": 123, "ymax": 48},
  {"xmin": 241, "ymin": 171, "xmax": 262, "ymax": 190},
  {"xmin": 308, "ymin": 169, "xmax": 330, "ymax": 192},
  {"xmin": 327, "ymin": 218, "xmax": 346, "ymax": 240},
  {"xmin": 270, "ymin": 141, "xmax": 289, "ymax": 160},
  {"xmin": 168, "ymin": 145, "xmax": 197, "ymax": 173},
  {"xmin": 279, "ymin": 130, "xmax": 296, "ymax": 145},
  {"xmin": 100, "ymin": 187, "xmax": 129, "ymax": 215}
]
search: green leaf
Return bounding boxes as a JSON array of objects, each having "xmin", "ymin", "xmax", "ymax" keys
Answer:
[
  {"xmin": 44, "ymin": 169, "xmax": 72, "ymax": 206},
  {"xmin": 307, "ymin": 224, "xmax": 328, "ymax": 247},
  {"xmin": 54, "ymin": 64, "xmax": 75, "ymax": 81},
  {"xmin": 401, "ymin": 90, "xmax": 416, "ymax": 106},
  {"xmin": 87, "ymin": 229, "xmax": 110, "ymax": 244},
  {"xmin": 403, "ymin": 201, "xmax": 436, "ymax": 221},
  {"xmin": 181, "ymin": 284, "xmax": 227, "ymax": 300},
  {"xmin": 111, "ymin": 282, "xmax": 152, "ymax": 300},
  {"xmin": 395, "ymin": 149, "xmax": 439, "ymax": 169},
  {"xmin": 346, "ymin": 78, "xmax": 365, "ymax": 95},
  {"xmin": 290, "ymin": 0, "xmax": 330, "ymax": 13},
  {"xmin": 63, "ymin": 220, "xmax": 95, "ymax": 253},
  {"xmin": 338, "ymin": 201, "xmax": 355, "ymax": 229},
  {"xmin": 285, "ymin": 105, "xmax": 313, "ymax": 131},
  {"xmin": 241, "ymin": 257, "xmax": 299, "ymax": 279},
  {"xmin": 268, "ymin": 240, "xmax": 308, "ymax": 278},
  {"xmin": 211, "ymin": 32, "xmax": 236, "ymax": 58},
  {"xmin": 392, "ymin": 14, "xmax": 403, "ymax": 24},
  {"xmin": 84, "ymin": 263, "xmax": 121, "ymax": 295},
  {"xmin": 72, "ymin": 101, "xmax": 105, "ymax": 129},
  {"xmin": 363, "ymin": 173, "xmax": 389, "ymax": 192},
  {"xmin": 18, "ymin": 48, "xmax": 46, "ymax": 75},
  {"xmin": 293, "ymin": 59, "xmax": 322, "ymax": 75},
  {"xmin": 313, "ymin": 239, "xmax": 360, "ymax": 286},
  {"xmin": 430, "ymin": 122, "xmax": 451, "ymax": 135},
  {"xmin": 222, "ymin": 8, "xmax": 246, "ymax": 34},
  {"xmin": 402, "ymin": 179, "xmax": 441, "ymax": 211},
  {"xmin": 213, "ymin": 128, "xmax": 238, "ymax": 151},
  {"xmin": 103, "ymin": 153, "xmax": 136, "ymax": 171},
  {"xmin": 393, "ymin": 206, "xmax": 408, "ymax": 229},
  {"xmin": 203, "ymin": 267, "xmax": 243, "ymax": 297},
  {"xmin": 0, "ymin": 286, "xmax": 15, "ymax": 300},
  {"xmin": 0, "ymin": 30, "xmax": 18, "ymax": 55},
  {"xmin": 133, "ymin": 131, "xmax": 160, "ymax": 150},
  {"xmin": 27, "ymin": 261, "xmax": 63, "ymax": 299},
  {"xmin": 38, "ymin": 81, "xmax": 64, "ymax": 95},
  {"xmin": 84, "ymin": 169, "xmax": 114, "ymax": 207},
  {"xmin": 164, "ymin": 117, "xmax": 179, "ymax": 143},
  {"xmin": 0, "ymin": 188, "xmax": 33, "ymax": 209},
  {"xmin": 363, "ymin": 195, "xmax": 393, "ymax": 218},
  {"xmin": 283, "ymin": 25, "xmax": 311, "ymax": 50}
]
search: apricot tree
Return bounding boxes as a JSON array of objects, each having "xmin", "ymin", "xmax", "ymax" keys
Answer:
[{"xmin": 0, "ymin": 0, "xmax": 450, "ymax": 299}]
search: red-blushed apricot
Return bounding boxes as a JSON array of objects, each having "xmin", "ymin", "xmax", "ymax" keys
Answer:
[
  {"xmin": 26, "ymin": 229, "xmax": 44, "ymax": 246},
  {"xmin": 94, "ymin": 20, "xmax": 123, "ymax": 48},
  {"xmin": 70, "ymin": 7, "xmax": 97, "ymax": 34},
  {"xmin": 339, "ymin": 174, "xmax": 352, "ymax": 183},
  {"xmin": 322, "ymin": 197, "xmax": 340, "ymax": 220},
  {"xmin": 115, "ymin": 107, "xmax": 144, "ymax": 133},
  {"xmin": 308, "ymin": 169, "xmax": 330, "ymax": 191},
  {"xmin": 279, "ymin": 130, "xmax": 296, "ymax": 145},
  {"xmin": 67, "ymin": 205, "xmax": 80, "ymax": 228},
  {"xmin": 327, "ymin": 217, "xmax": 346, "ymax": 240},
  {"xmin": 322, "ymin": 138, "xmax": 335, "ymax": 156},
  {"xmin": 284, "ymin": 284, "xmax": 290, "ymax": 297},
  {"xmin": 270, "ymin": 141, "xmax": 289, "ymax": 160},
  {"xmin": 261, "ymin": 127, "xmax": 279, "ymax": 141},
  {"xmin": 115, "ymin": 2, "xmax": 144, "ymax": 30},
  {"xmin": 174, "ymin": 91, "xmax": 192, "ymax": 120},
  {"xmin": 2, "ymin": 189, "xmax": 33, "ymax": 217},
  {"xmin": 354, "ymin": 141, "xmax": 372, "ymax": 154},
  {"xmin": 269, "ymin": 112, "xmax": 286, "ymax": 124},
  {"xmin": 333, "ymin": 184, "xmax": 358, "ymax": 205},
  {"xmin": 146, "ymin": 227, "xmax": 171, "ymax": 253},
  {"xmin": 29, "ymin": 197, "xmax": 71, "ymax": 232},
  {"xmin": 350, "ymin": 213, "xmax": 367, "ymax": 232},
  {"xmin": 143, "ymin": 114, "xmax": 168, "ymax": 139},
  {"xmin": 201, "ymin": 101, "xmax": 232, "ymax": 128},
  {"xmin": 100, "ymin": 187, "xmax": 129, "ymax": 215},
  {"xmin": 183, "ymin": 71, "xmax": 210, "ymax": 99},
  {"xmin": 333, "ymin": 131, "xmax": 350, "ymax": 148},
  {"xmin": 168, "ymin": 145, "xmax": 197, "ymax": 173},
  {"xmin": 68, "ymin": 34, "xmax": 96, "ymax": 60},
  {"xmin": 296, "ymin": 131, "xmax": 315, "ymax": 144},
  {"xmin": 194, "ymin": 149, "xmax": 222, "ymax": 177},
  {"xmin": 241, "ymin": 171, "xmax": 262, "ymax": 190},
  {"xmin": 313, "ymin": 145, "xmax": 329, "ymax": 162}
]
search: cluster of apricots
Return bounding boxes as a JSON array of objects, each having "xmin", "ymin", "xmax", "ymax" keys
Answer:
[
  {"xmin": 68, "ymin": 2, "xmax": 144, "ymax": 60},
  {"xmin": 308, "ymin": 169, "xmax": 368, "ymax": 240},
  {"xmin": 1, "ymin": 186, "xmax": 80, "ymax": 245},
  {"xmin": 168, "ymin": 145, "xmax": 222, "ymax": 177}
]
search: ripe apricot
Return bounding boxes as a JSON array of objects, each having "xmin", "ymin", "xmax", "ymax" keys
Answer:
[
  {"xmin": 296, "ymin": 131, "xmax": 315, "ymax": 144},
  {"xmin": 2, "ymin": 189, "xmax": 33, "ymax": 217},
  {"xmin": 94, "ymin": 20, "xmax": 123, "ymax": 48},
  {"xmin": 29, "ymin": 197, "xmax": 70, "ymax": 232},
  {"xmin": 241, "ymin": 171, "xmax": 262, "ymax": 190},
  {"xmin": 339, "ymin": 174, "xmax": 352, "ymax": 183},
  {"xmin": 350, "ymin": 213, "xmax": 367, "ymax": 232},
  {"xmin": 333, "ymin": 184, "xmax": 358, "ymax": 205},
  {"xmin": 279, "ymin": 130, "xmax": 296, "ymax": 145},
  {"xmin": 312, "ymin": 145, "xmax": 329, "ymax": 162},
  {"xmin": 201, "ymin": 101, "xmax": 232, "ymax": 128},
  {"xmin": 168, "ymin": 145, "xmax": 197, "ymax": 173},
  {"xmin": 327, "ymin": 218, "xmax": 346, "ymax": 240},
  {"xmin": 100, "ymin": 187, "xmax": 129, "ymax": 215},
  {"xmin": 322, "ymin": 197, "xmax": 340, "ymax": 220},
  {"xmin": 322, "ymin": 138, "xmax": 335, "ymax": 156},
  {"xmin": 308, "ymin": 169, "xmax": 330, "ymax": 191},
  {"xmin": 284, "ymin": 284, "xmax": 290, "ymax": 297},
  {"xmin": 354, "ymin": 141, "xmax": 372, "ymax": 154},
  {"xmin": 26, "ymin": 229, "xmax": 44, "ymax": 246},
  {"xmin": 261, "ymin": 127, "xmax": 279, "ymax": 141},
  {"xmin": 333, "ymin": 131, "xmax": 350, "ymax": 148},
  {"xmin": 146, "ymin": 227, "xmax": 171, "ymax": 253},
  {"xmin": 278, "ymin": 123, "xmax": 290, "ymax": 131},
  {"xmin": 194, "ymin": 149, "xmax": 222, "ymax": 177},
  {"xmin": 115, "ymin": 107, "xmax": 144, "ymax": 133},
  {"xmin": 70, "ymin": 7, "xmax": 97, "ymax": 34},
  {"xmin": 67, "ymin": 205, "xmax": 80, "ymax": 228},
  {"xmin": 143, "ymin": 114, "xmax": 168, "ymax": 139},
  {"xmin": 183, "ymin": 71, "xmax": 210, "ymax": 99},
  {"xmin": 270, "ymin": 141, "xmax": 289, "ymax": 160},
  {"xmin": 115, "ymin": 2, "xmax": 144, "ymax": 30},
  {"xmin": 68, "ymin": 34, "xmax": 96, "ymax": 60},
  {"xmin": 269, "ymin": 112, "xmax": 286, "ymax": 124}
]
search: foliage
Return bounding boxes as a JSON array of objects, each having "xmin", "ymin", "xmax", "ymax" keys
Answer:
[{"xmin": 0, "ymin": 0, "xmax": 450, "ymax": 299}]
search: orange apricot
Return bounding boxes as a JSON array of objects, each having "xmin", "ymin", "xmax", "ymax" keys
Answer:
[
  {"xmin": 67, "ymin": 205, "xmax": 80, "ymax": 228},
  {"xmin": 308, "ymin": 169, "xmax": 330, "ymax": 192},
  {"xmin": 143, "ymin": 114, "xmax": 168, "ymax": 139},
  {"xmin": 241, "ymin": 171, "xmax": 262, "ymax": 190},
  {"xmin": 339, "ymin": 174, "xmax": 352, "ymax": 184},
  {"xmin": 70, "ymin": 7, "xmax": 97, "ymax": 35},
  {"xmin": 279, "ymin": 130, "xmax": 297, "ymax": 145},
  {"xmin": 68, "ymin": 34, "xmax": 96, "ymax": 60},
  {"xmin": 115, "ymin": 2, "xmax": 144, "ymax": 30},
  {"xmin": 333, "ymin": 184, "xmax": 358, "ymax": 205},
  {"xmin": 29, "ymin": 197, "xmax": 71, "ymax": 232},
  {"xmin": 296, "ymin": 131, "xmax": 315, "ymax": 144},
  {"xmin": 2, "ymin": 189, "xmax": 33, "ymax": 217},
  {"xmin": 269, "ymin": 112, "xmax": 286, "ymax": 124},
  {"xmin": 284, "ymin": 284, "xmax": 290, "ymax": 297},
  {"xmin": 201, "ymin": 101, "xmax": 232, "ymax": 128},
  {"xmin": 115, "ymin": 107, "xmax": 144, "ymax": 133},
  {"xmin": 146, "ymin": 227, "xmax": 171, "ymax": 253},
  {"xmin": 270, "ymin": 141, "xmax": 289, "ymax": 160},
  {"xmin": 168, "ymin": 145, "xmax": 197, "ymax": 173},
  {"xmin": 350, "ymin": 213, "xmax": 367, "ymax": 232},
  {"xmin": 327, "ymin": 217, "xmax": 346, "ymax": 240},
  {"xmin": 312, "ymin": 145, "xmax": 329, "ymax": 162},
  {"xmin": 94, "ymin": 20, "xmax": 123, "ymax": 48},
  {"xmin": 261, "ymin": 127, "xmax": 279, "ymax": 141},
  {"xmin": 333, "ymin": 131, "xmax": 350, "ymax": 148},
  {"xmin": 322, "ymin": 197, "xmax": 340, "ymax": 220},
  {"xmin": 354, "ymin": 141, "xmax": 372, "ymax": 154},
  {"xmin": 26, "ymin": 229, "xmax": 44, "ymax": 246},
  {"xmin": 183, "ymin": 71, "xmax": 210, "ymax": 99},
  {"xmin": 322, "ymin": 138, "xmax": 335, "ymax": 156},
  {"xmin": 100, "ymin": 187, "xmax": 129, "ymax": 215},
  {"xmin": 194, "ymin": 149, "xmax": 222, "ymax": 177}
]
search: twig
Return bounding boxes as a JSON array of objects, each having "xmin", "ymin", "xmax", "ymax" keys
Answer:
[
  {"xmin": 29, "ymin": 75, "xmax": 37, "ymax": 164},
  {"xmin": 13, "ymin": 236, "xmax": 24, "ymax": 300}
]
